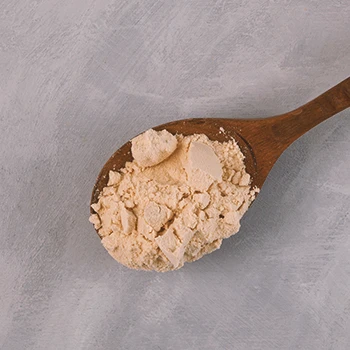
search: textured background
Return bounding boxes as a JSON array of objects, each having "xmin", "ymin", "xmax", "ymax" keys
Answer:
[{"xmin": 1, "ymin": 1, "xmax": 350, "ymax": 349}]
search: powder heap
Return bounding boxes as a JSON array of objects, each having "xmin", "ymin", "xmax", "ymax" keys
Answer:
[{"xmin": 89, "ymin": 129, "xmax": 259, "ymax": 271}]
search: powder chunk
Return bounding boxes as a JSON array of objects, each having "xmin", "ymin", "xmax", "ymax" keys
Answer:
[
  {"xmin": 120, "ymin": 206, "xmax": 136, "ymax": 234},
  {"xmin": 198, "ymin": 210, "xmax": 206, "ymax": 221},
  {"xmin": 137, "ymin": 217, "xmax": 155, "ymax": 240},
  {"xmin": 231, "ymin": 171, "xmax": 242, "ymax": 185},
  {"xmin": 182, "ymin": 204, "xmax": 198, "ymax": 229},
  {"xmin": 107, "ymin": 171, "xmax": 122, "ymax": 186},
  {"xmin": 239, "ymin": 173, "xmax": 251, "ymax": 187},
  {"xmin": 186, "ymin": 141, "xmax": 223, "ymax": 191},
  {"xmin": 200, "ymin": 218, "xmax": 218, "ymax": 241},
  {"xmin": 187, "ymin": 169, "xmax": 215, "ymax": 192},
  {"xmin": 155, "ymin": 227, "xmax": 181, "ymax": 267},
  {"xmin": 193, "ymin": 193, "xmax": 210, "ymax": 209},
  {"xmin": 131, "ymin": 129, "xmax": 177, "ymax": 167},
  {"xmin": 188, "ymin": 141, "xmax": 223, "ymax": 181},
  {"xmin": 143, "ymin": 201, "xmax": 173, "ymax": 232},
  {"xmin": 224, "ymin": 211, "xmax": 240, "ymax": 225},
  {"xmin": 173, "ymin": 222, "xmax": 195, "ymax": 246},
  {"xmin": 91, "ymin": 202, "xmax": 101, "ymax": 213},
  {"xmin": 89, "ymin": 129, "xmax": 259, "ymax": 271},
  {"xmin": 89, "ymin": 214, "xmax": 101, "ymax": 230},
  {"xmin": 155, "ymin": 224, "xmax": 195, "ymax": 268}
]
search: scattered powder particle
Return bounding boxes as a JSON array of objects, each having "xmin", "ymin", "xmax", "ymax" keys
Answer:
[{"xmin": 90, "ymin": 129, "xmax": 259, "ymax": 271}]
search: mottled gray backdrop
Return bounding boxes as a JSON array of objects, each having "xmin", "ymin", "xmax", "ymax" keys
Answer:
[{"xmin": 1, "ymin": 1, "xmax": 349, "ymax": 349}]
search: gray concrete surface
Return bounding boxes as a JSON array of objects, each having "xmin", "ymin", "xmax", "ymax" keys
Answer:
[{"xmin": 1, "ymin": 1, "xmax": 350, "ymax": 349}]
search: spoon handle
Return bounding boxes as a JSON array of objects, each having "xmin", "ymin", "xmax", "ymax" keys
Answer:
[{"xmin": 270, "ymin": 77, "xmax": 350, "ymax": 149}]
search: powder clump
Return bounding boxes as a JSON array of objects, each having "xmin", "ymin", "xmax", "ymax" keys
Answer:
[
  {"xmin": 90, "ymin": 129, "xmax": 259, "ymax": 271},
  {"xmin": 131, "ymin": 129, "xmax": 177, "ymax": 167}
]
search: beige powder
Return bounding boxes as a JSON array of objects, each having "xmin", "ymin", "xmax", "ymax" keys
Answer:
[{"xmin": 89, "ymin": 129, "xmax": 259, "ymax": 271}]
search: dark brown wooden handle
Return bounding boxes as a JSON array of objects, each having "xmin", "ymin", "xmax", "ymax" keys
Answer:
[{"xmin": 268, "ymin": 77, "xmax": 350, "ymax": 149}]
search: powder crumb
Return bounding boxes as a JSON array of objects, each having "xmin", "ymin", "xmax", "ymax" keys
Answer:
[{"xmin": 90, "ymin": 129, "xmax": 259, "ymax": 271}]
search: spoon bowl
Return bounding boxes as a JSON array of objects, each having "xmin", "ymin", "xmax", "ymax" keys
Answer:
[{"xmin": 91, "ymin": 77, "xmax": 350, "ymax": 217}]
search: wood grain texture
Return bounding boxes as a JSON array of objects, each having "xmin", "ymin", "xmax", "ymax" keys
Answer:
[{"xmin": 1, "ymin": 1, "xmax": 350, "ymax": 350}]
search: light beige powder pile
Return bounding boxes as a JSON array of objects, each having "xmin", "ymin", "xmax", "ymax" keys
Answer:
[{"xmin": 90, "ymin": 129, "xmax": 259, "ymax": 271}]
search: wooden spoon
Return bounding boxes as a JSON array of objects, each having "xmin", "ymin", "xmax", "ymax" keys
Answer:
[{"xmin": 91, "ymin": 77, "xmax": 350, "ymax": 215}]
